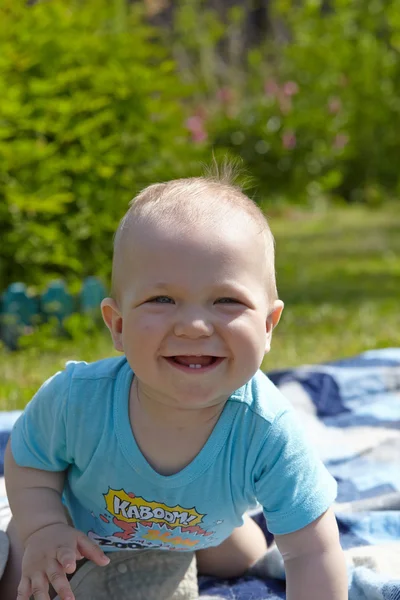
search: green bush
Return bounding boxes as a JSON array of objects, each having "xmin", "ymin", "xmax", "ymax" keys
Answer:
[
  {"xmin": 2, "ymin": 0, "xmax": 400, "ymax": 293},
  {"xmin": 0, "ymin": 0, "xmax": 206, "ymax": 290},
  {"xmin": 185, "ymin": 0, "xmax": 400, "ymax": 206}
]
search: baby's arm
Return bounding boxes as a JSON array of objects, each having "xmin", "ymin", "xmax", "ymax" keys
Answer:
[
  {"xmin": 274, "ymin": 508, "xmax": 347, "ymax": 600},
  {"xmin": 5, "ymin": 440, "xmax": 68, "ymax": 541},
  {"xmin": 5, "ymin": 441, "xmax": 109, "ymax": 600}
]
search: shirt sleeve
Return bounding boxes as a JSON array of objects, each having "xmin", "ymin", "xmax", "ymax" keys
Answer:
[
  {"xmin": 11, "ymin": 366, "xmax": 73, "ymax": 471},
  {"xmin": 253, "ymin": 409, "xmax": 337, "ymax": 535}
]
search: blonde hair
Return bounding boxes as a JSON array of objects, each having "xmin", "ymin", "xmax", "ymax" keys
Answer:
[{"xmin": 112, "ymin": 165, "xmax": 278, "ymax": 303}]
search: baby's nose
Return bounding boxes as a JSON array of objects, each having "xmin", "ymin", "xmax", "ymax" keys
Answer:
[{"xmin": 173, "ymin": 310, "xmax": 214, "ymax": 338}]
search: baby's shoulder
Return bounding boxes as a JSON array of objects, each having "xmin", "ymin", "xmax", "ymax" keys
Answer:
[
  {"xmin": 46, "ymin": 355, "xmax": 130, "ymax": 409},
  {"xmin": 238, "ymin": 370, "xmax": 293, "ymax": 424},
  {"xmin": 66, "ymin": 355, "xmax": 128, "ymax": 382}
]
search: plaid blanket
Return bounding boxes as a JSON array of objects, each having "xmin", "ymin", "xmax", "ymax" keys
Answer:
[{"xmin": 1, "ymin": 349, "xmax": 400, "ymax": 599}]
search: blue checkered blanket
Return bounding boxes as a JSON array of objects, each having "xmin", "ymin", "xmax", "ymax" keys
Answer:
[{"xmin": 1, "ymin": 349, "xmax": 400, "ymax": 599}]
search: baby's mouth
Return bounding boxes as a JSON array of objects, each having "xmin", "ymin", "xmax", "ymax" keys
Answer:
[{"xmin": 164, "ymin": 356, "xmax": 222, "ymax": 370}]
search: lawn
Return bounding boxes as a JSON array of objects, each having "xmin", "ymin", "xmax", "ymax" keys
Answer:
[{"xmin": 1, "ymin": 204, "xmax": 399, "ymax": 410}]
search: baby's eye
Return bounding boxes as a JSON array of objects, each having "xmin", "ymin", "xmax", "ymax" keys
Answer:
[
  {"xmin": 215, "ymin": 297, "xmax": 241, "ymax": 305},
  {"xmin": 147, "ymin": 296, "xmax": 174, "ymax": 304}
]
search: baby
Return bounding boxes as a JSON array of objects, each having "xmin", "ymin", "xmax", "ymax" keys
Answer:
[{"xmin": 1, "ymin": 171, "xmax": 348, "ymax": 600}]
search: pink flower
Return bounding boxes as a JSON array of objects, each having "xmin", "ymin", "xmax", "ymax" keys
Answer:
[
  {"xmin": 185, "ymin": 115, "xmax": 208, "ymax": 143},
  {"xmin": 282, "ymin": 130, "xmax": 296, "ymax": 150},
  {"xmin": 185, "ymin": 116, "xmax": 204, "ymax": 132},
  {"xmin": 191, "ymin": 129, "xmax": 208, "ymax": 143},
  {"xmin": 328, "ymin": 97, "xmax": 342, "ymax": 114},
  {"xmin": 264, "ymin": 79, "xmax": 280, "ymax": 97},
  {"xmin": 283, "ymin": 81, "xmax": 299, "ymax": 96},
  {"xmin": 333, "ymin": 133, "xmax": 349, "ymax": 149}
]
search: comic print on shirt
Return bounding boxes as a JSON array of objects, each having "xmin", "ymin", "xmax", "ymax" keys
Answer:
[{"xmin": 87, "ymin": 488, "xmax": 222, "ymax": 551}]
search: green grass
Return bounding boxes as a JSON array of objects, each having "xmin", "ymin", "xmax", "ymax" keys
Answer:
[
  {"xmin": 267, "ymin": 203, "xmax": 400, "ymax": 369},
  {"xmin": 1, "ymin": 204, "xmax": 399, "ymax": 410}
]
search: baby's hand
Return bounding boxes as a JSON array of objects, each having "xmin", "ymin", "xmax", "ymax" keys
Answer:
[{"xmin": 17, "ymin": 522, "xmax": 110, "ymax": 600}]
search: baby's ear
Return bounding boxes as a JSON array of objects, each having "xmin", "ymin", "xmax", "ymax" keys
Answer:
[
  {"xmin": 265, "ymin": 300, "xmax": 284, "ymax": 353},
  {"xmin": 101, "ymin": 297, "xmax": 124, "ymax": 352}
]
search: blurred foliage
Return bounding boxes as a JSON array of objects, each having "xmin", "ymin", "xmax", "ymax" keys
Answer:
[
  {"xmin": 171, "ymin": 0, "xmax": 400, "ymax": 206},
  {"xmin": 0, "ymin": 0, "xmax": 206, "ymax": 290},
  {"xmin": 1, "ymin": 0, "xmax": 400, "ymax": 292}
]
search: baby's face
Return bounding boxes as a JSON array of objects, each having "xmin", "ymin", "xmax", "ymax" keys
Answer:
[{"xmin": 105, "ymin": 215, "xmax": 282, "ymax": 411}]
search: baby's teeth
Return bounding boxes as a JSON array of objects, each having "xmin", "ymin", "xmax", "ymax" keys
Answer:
[{"xmin": 189, "ymin": 364, "xmax": 202, "ymax": 369}]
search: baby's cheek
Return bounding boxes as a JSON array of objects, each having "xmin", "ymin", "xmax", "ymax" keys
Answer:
[
  {"xmin": 232, "ymin": 323, "xmax": 266, "ymax": 361},
  {"xmin": 134, "ymin": 314, "xmax": 165, "ymax": 333},
  {"xmin": 228, "ymin": 317, "xmax": 264, "ymax": 341}
]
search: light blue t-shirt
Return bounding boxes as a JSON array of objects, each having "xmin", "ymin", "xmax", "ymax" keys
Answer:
[{"xmin": 11, "ymin": 357, "xmax": 337, "ymax": 552}]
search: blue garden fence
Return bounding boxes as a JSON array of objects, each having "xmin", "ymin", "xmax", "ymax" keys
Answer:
[{"xmin": 0, "ymin": 277, "xmax": 107, "ymax": 349}]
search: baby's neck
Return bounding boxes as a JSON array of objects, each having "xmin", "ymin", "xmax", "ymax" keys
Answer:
[{"xmin": 128, "ymin": 381, "xmax": 227, "ymax": 475}]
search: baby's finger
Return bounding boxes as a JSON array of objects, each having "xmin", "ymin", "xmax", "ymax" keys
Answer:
[
  {"xmin": 76, "ymin": 533, "xmax": 110, "ymax": 567},
  {"xmin": 47, "ymin": 559, "xmax": 75, "ymax": 600},
  {"xmin": 16, "ymin": 575, "xmax": 32, "ymax": 600},
  {"xmin": 55, "ymin": 546, "xmax": 78, "ymax": 574},
  {"xmin": 30, "ymin": 571, "xmax": 51, "ymax": 600}
]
